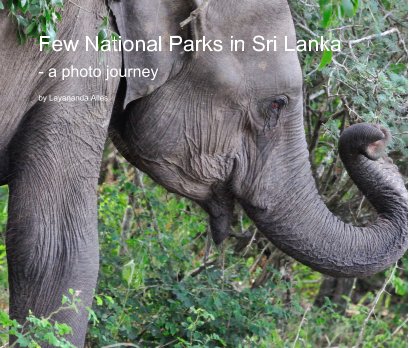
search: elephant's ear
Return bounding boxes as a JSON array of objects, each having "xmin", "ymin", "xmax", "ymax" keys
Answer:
[{"xmin": 109, "ymin": 0, "xmax": 193, "ymax": 107}]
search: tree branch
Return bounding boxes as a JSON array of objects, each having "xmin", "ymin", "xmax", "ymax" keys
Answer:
[
  {"xmin": 180, "ymin": 0, "xmax": 210, "ymax": 28},
  {"xmin": 354, "ymin": 263, "xmax": 398, "ymax": 348}
]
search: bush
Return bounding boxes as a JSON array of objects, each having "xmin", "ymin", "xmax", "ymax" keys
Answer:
[{"xmin": 84, "ymin": 164, "xmax": 407, "ymax": 347}]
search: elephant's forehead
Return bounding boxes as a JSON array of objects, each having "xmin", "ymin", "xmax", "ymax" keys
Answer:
[
  {"xmin": 198, "ymin": 0, "xmax": 302, "ymax": 96},
  {"xmin": 242, "ymin": 47, "xmax": 303, "ymax": 96},
  {"xmin": 190, "ymin": 43, "xmax": 302, "ymax": 99},
  {"xmin": 207, "ymin": 0, "xmax": 291, "ymax": 26}
]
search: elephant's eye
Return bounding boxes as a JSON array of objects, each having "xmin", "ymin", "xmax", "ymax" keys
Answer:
[
  {"xmin": 259, "ymin": 95, "xmax": 288, "ymax": 131},
  {"xmin": 271, "ymin": 96, "xmax": 288, "ymax": 111}
]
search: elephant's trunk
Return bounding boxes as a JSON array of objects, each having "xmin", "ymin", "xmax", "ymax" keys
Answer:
[{"xmin": 241, "ymin": 123, "xmax": 407, "ymax": 277}]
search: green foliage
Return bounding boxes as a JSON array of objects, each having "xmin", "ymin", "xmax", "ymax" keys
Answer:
[
  {"xmin": 0, "ymin": 1, "xmax": 115, "ymax": 48},
  {"xmin": 0, "ymin": 290, "xmax": 78, "ymax": 347},
  {"xmin": 318, "ymin": 48, "xmax": 332, "ymax": 70},
  {"xmin": 89, "ymin": 168, "xmax": 291, "ymax": 346},
  {"xmin": 0, "ymin": 186, "xmax": 8, "ymax": 309},
  {"xmin": 0, "ymin": 186, "xmax": 8, "ymax": 237},
  {"xmin": 319, "ymin": 0, "xmax": 360, "ymax": 27},
  {"xmin": 97, "ymin": 15, "xmax": 120, "ymax": 50},
  {"xmin": 290, "ymin": 0, "xmax": 408, "ymax": 214},
  {"xmin": 317, "ymin": 0, "xmax": 359, "ymax": 67},
  {"xmin": 0, "ymin": 0, "xmax": 63, "ymax": 44},
  {"xmin": 84, "ymin": 164, "xmax": 407, "ymax": 346}
]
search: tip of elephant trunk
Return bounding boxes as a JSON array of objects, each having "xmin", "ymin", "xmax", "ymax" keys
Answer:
[{"xmin": 339, "ymin": 123, "xmax": 391, "ymax": 161}]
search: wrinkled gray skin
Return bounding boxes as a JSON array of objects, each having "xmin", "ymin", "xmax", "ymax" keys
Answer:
[
  {"xmin": 0, "ymin": 0, "xmax": 407, "ymax": 346},
  {"xmin": 110, "ymin": 0, "xmax": 407, "ymax": 277},
  {"xmin": 0, "ymin": 1, "xmax": 120, "ymax": 346}
]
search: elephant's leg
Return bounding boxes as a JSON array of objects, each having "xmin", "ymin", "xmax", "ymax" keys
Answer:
[{"xmin": 6, "ymin": 103, "xmax": 107, "ymax": 346}]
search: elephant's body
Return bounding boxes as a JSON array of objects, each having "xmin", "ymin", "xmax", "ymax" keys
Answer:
[
  {"xmin": 111, "ymin": 0, "xmax": 407, "ymax": 273},
  {"xmin": 0, "ymin": 2, "xmax": 120, "ymax": 345},
  {"xmin": 0, "ymin": 0, "xmax": 407, "ymax": 346},
  {"xmin": 0, "ymin": 2, "xmax": 121, "ymax": 182}
]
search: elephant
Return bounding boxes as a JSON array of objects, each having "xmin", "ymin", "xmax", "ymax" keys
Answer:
[
  {"xmin": 0, "ymin": 1, "xmax": 121, "ymax": 344},
  {"xmin": 0, "ymin": 0, "xmax": 407, "ymax": 346}
]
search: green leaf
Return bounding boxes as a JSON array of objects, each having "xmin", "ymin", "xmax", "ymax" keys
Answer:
[
  {"xmin": 16, "ymin": 336, "xmax": 32, "ymax": 347},
  {"xmin": 101, "ymin": 16, "xmax": 109, "ymax": 28},
  {"xmin": 46, "ymin": 23, "xmax": 56, "ymax": 42},
  {"xmin": 17, "ymin": 28, "xmax": 27, "ymax": 44},
  {"xmin": 104, "ymin": 295, "xmax": 115, "ymax": 305},
  {"xmin": 28, "ymin": 4, "xmax": 41, "ymax": 16},
  {"xmin": 321, "ymin": 4, "xmax": 333, "ymax": 28},
  {"xmin": 16, "ymin": 15, "xmax": 28, "ymax": 27},
  {"xmin": 111, "ymin": 32, "xmax": 120, "ymax": 41},
  {"xmin": 122, "ymin": 259, "xmax": 135, "ymax": 286},
  {"xmin": 95, "ymin": 295, "xmax": 103, "ymax": 306},
  {"xmin": 341, "ymin": 0, "xmax": 355, "ymax": 17},
  {"xmin": 352, "ymin": 0, "xmax": 359, "ymax": 11},
  {"xmin": 51, "ymin": 0, "xmax": 64, "ymax": 7},
  {"xmin": 0, "ymin": 1, "xmax": 4, "ymax": 10},
  {"xmin": 389, "ymin": 63, "xmax": 406, "ymax": 74},
  {"xmin": 44, "ymin": 332, "xmax": 60, "ymax": 345},
  {"xmin": 8, "ymin": 2, "xmax": 16, "ymax": 15},
  {"xmin": 24, "ymin": 21, "xmax": 36, "ymax": 35},
  {"xmin": 0, "ymin": 310, "xmax": 11, "ymax": 326},
  {"xmin": 318, "ymin": 49, "xmax": 333, "ymax": 69},
  {"xmin": 380, "ymin": 0, "xmax": 391, "ymax": 10},
  {"xmin": 55, "ymin": 322, "xmax": 73, "ymax": 335},
  {"xmin": 392, "ymin": 276, "xmax": 408, "ymax": 296},
  {"xmin": 97, "ymin": 28, "xmax": 109, "ymax": 50}
]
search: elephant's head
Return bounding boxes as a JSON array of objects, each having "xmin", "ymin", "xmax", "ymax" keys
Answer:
[{"xmin": 110, "ymin": 0, "xmax": 407, "ymax": 277}]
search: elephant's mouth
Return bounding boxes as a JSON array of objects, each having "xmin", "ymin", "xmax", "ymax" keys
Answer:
[{"xmin": 200, "ymin": 185, "xmax": 236, "ymax": 245}]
